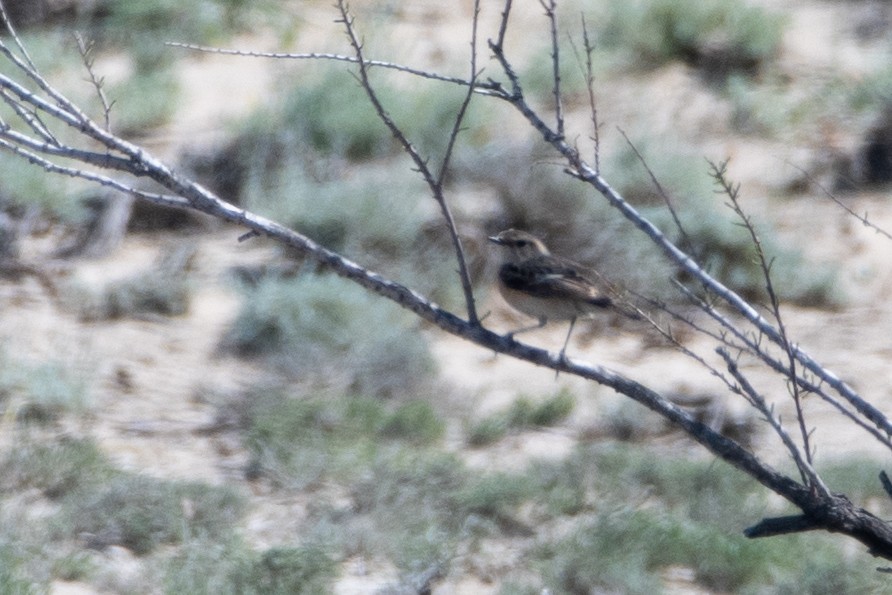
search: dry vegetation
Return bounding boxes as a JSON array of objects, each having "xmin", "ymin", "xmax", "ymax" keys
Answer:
[{"xmin": 2, "ymin": 0, "xmax": 892, "ymax": 593}]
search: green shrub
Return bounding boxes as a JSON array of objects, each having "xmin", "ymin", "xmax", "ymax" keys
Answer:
[
  {"xmin": 240, "ymin": 388, "xmax": 445, "ymax": 489},
  {"xmin": 165, "ymin": 538, "xmax": 337, "ymax": 595},
  {"xmin": 349, "ymin": 450, "xmax": 467, "ymax": 573},
  {"xmin": 467, "ymin": 415, "xmax": 510, "ymax": 446},
  {"xmin": 222, "ymin": 273, "xmax": 434, "ymax": 396},
  {"xmin": 516, "ymin": 389, "xmax": 575, "ymax": 427},
  {"xmin": 75, "ymin": 248, "xmax": 193, "ymax": 320},
  {"xmin": 242, "ymin": 546, "xmax": 337, "ymax": 595},
  {"xmin": 597, "ymin": 0, "xmax": 785, "ymax": 77},
  {"xmin": 0, "ymin": 153, "xmax": 86, "ymax": 223},
  {"xmin": 468, "ymin": 390, "xmax": 575, "ymax": 445},
  {"xmin": 0, "ymin": 542, "xmax": 42, "ymax": 595},
  {"xmin": 164, "ymin": 536, "xmax": 255, "ymax": 595},
  {"xmin": 107, "ymin": 66, "xmax": 180, "ymax": 135},
  {"xmin": 379, "ymin": 401, "xmax": 445, "ymax": 444},
  {"xmin": 0, "ymin": 437, "xmax": 113, "ymax": 499},
  {"xmin": 251, "ymin": 69, "xmax": 398, "ymax": 162},
  {"xmin": 455, "ymin": 473, "xmax": 535, "ymax": 519},
  {"xmin": 65, "ymin": 475, "xmax": 244, "ymax": 555},
  {"xmin": 0, "ymin": 351, "xmax": 93, "ymax": 423},
  {"xmin": 85, "ymin": 0, "xmax": 268, "ymax": 45}
]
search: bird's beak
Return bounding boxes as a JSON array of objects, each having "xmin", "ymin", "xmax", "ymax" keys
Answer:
[{"xmin": 488, "ymin": 235, "xmax": 503, "ymax": 245}]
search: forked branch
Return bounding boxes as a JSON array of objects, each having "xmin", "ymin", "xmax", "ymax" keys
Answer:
[{"xmin": 335, "ymin": 0, "xmax": 480, "ymax": 324}]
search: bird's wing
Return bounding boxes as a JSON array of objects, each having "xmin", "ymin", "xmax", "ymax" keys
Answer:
[{"xmin": 499, "ymin": 256, "xmax": 612, "ymax": 307}]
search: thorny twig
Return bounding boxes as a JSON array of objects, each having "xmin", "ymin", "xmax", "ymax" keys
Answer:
[
  {"xmin": 786, "ymin": 161, "xmax": 892, "ymax": 242},
  {"xmin": 484, "ymin": 8, "xmax": 892, "ymax": 443},
  {"xmin": 710, "ymin": 160, "xmax": 816, "ymax": 471},
  {"xmin": 718, "ymin": 348, "xmax": 829, "ymax": 495},
  {"xmin": 167, "ymin": 42, "xmax": 502, "ymax": 93},
  {"xmin": 335, "ymin": 0, "xmax": 480, "ymax": 324},
  {"xmin": 74, "ymin": 32, "xmax": 114, "ymax": 132},
  {"xmin": 540, "ymin": 0, "xmax": 564, "ymax": 139},
  {"xmin": 577, "ymin": 15, "xmax": 600, "ymax": 171}
]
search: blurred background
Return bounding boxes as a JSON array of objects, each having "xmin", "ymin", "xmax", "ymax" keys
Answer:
[{"xmin": 1, "ymin": 0, "xmax": 892, "ymax": 593}]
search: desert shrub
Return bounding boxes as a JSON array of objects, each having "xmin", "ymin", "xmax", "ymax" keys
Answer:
[
  {"xmin": 74, "ymin": 244, "xmax": 194, "ymax": 320},
  {"xmin": 348, "ymin": 450, "xmax": 468, "ymax": 573},
  {"xmin": 0, "ymin": 437, "xmax": 113, "ymax": 498},
  {"xmin": 0, "ymin": 542, "xmax": 38, "ymax": 595},
  {"xmin": 165, "ymin": 538, "xmax": 337, "ymax": 595},
  {"xmin": 596, "ymin": 0, "xmax": 785, "ymax": 77},
  {"xmin": 379, "ymin": 400, "xmax": 445, "ymax": 444},
  {"xmin": 222, "ymin": 272, "xmax": 435, "ymax": 397},
  {"xmin": 239, "ymin": 546, "xmax": 337, "ymax": 595},
  {"xmin": 83, "ymin": 0, "xmax": 270, "ymax": 46},
  {"xmin": 468, "ymin": 389, "xmax": 575, "ymax": 446},
  {"xmin": 64, "ymin": 475, "xmax": 244, "ymax": 555},
  {"xmin": 0, "ymin": 351, "xmax": 93, "ymax": 423},
  {"xmin": 240, "ymin": 389, "xmax": 444, "ymax": 488},
  {"xmin": 107, "ymin": 65, "xmax": 180, "ymax": 135},
  {"xmin": 0, "ymin": 153, "xmax": 86, "ymax": 223},
  {"xmin": 520, "ymin": 443, "xmax": 888, "ymax": 594},
  {"xmin": 454, "ymin": 472, "xmax": 535, "ymax": 519},
  {"xmin": 241, "ymin": 161, "xmax": 431, "ymax": 258}
]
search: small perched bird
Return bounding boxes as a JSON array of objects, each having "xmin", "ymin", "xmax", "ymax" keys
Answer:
[{"xmin": 489, "ymin": 228, "xmax": 631, "ymax": 359}]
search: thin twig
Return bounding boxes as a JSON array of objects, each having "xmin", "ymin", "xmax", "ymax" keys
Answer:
[
  {"xmin": 335, "ymin": 0, "xmax": 479, "ymax": 324},
  {"xmin": 784, "ymin": 160, "xmax": 892, "ymax": 241},
  {"xmin": 718, "ymin": 347, "xmax": 829, "ymax": 496},
  {"xmin": 0, "ymin": 138, "xmax": 190, "ymax": 209},
  {"xmin": 673, "ymin": 279, "xmax": 892, "ymax": 450},
  {"xmin": 0, "ymin": 87, "xmax": 58, "ymax": 144},
  {"xmin": 619, "ymin": 128, "xmax": 700, "ymax": 268},
  {"xmin": 495, "ymin": 0, "xmax": 513, "ymax": 50},
  {"xmin": 0, "ymin": 1, "xmax": 37, "ymax": 71},
  {"xmin": 711, "ymin": 160, "xmax": 816, "ymax": 470},
  {"xmin": 74, "ymin": 31, "xmax": 114, "ymax": 132},
  {"xmin": 540, "ymin": 0, "xmax": 564, "ymax": 138},
  {"xmin": 166, "ymin": 42, "xmax": 501, "ymax": 93},
  {"xmin": 579, "ymin": 15, "xmax": 600, "ymax": 171}
]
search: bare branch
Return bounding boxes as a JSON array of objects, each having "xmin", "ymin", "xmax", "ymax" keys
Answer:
[
  {"xmin": 540, "ymin": 0, "xmax": 564, "ymax": 138},
  {"xmin": 785, "ymin": 160, "xmax": 892, "ymax": 242},
  {"xmin": 719, "ymin": 347, "xmax": 829, "ymax": 495},
  {"xmin": 335, "ymin": 0, "xmax": 480, "ymax": 324},
  {"xmin": 74, "ymin": 32, "xmax": 114, "ymax": 132},
  {"xmin": 166, "ymin": 42, "xmax": 501, "ymax": 93},
  {"xmin": 0, "ymin": 138, "xmax": 190, "ymax": 210},
  {"xmin": 711, "ymin": 160, "xmax": 816, "ymax": 470},
  {"xmin": 618, "ymin": 128, "xmax": 701, "ymax": 269},
  {"xmin": 494, "ymin": 0, "xmax": 513, "ymax": 50},
  {"xmin": 578, "ymin": 15, "xmax": 600, "ymax": 170}
]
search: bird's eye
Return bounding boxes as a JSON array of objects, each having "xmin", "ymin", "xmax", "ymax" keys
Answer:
[{"xmin": 516, "ymin": 240, "xmax": 528, "ymax": 247}]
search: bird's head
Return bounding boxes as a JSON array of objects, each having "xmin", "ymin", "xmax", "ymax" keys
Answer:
[{"xmin": 488, "ymin": 229, "xmax": 550, "ymax": 261}]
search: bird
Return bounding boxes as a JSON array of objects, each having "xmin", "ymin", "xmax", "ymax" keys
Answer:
[{"xmin": 488, "ymin": 228, "xmax": 633, "ymax": 360}]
